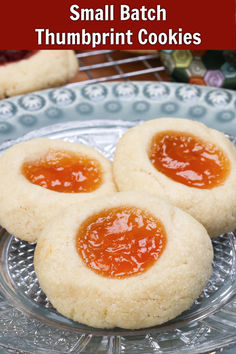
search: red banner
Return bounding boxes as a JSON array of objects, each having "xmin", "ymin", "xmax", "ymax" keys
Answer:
[{"xmin": 1, "ymin": 0, "xmax": 235, "ymax": 49}]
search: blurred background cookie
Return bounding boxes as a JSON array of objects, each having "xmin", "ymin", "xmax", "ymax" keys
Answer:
[
  {"xmin": 34, "ymin": 191, "xmax": 213, "ymax": 329},
  {"xmin": 113, "ymin": 118, "xmax": 236, "ymax": 237},
  {"xmin": 0, "ymin": 50, "xmax": 78, "ymax": 99},
  {"xmin": 0, "ymin": 138, "xmax": 116, "ymax": 242}
]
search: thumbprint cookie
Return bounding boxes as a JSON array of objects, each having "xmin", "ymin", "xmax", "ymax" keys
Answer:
[
  {"xmin": 0, "ymin": 138, "xmax": 116, "ymax": 242},
  {"xmin": 34, "ymin": 191, "xmax": 213, "ymax": 329},
  {"xmin": 0, "ymin": 50, "xmax": 78, "ymax": 99},
  {"xmin": 113, "ymin": 118, "xmax": 236, "ymax": 237}
]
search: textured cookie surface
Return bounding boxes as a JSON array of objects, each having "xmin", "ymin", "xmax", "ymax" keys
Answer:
[
  {"xmin": 113, "ymin": 118, "xmax": 236, "ymax": 238},
  {"xmin": 34, "ymin": 191, "xmax": 213, "ymax": 329},
  {"xmin": 0, "ymin": 50, "xmax": 78, "ymax": 98},
  {"xmin": 0, "ymin": 138, "xmax": 116, "ymax": 242}
]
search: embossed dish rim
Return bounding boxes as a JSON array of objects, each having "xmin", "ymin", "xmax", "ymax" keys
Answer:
[{"xmin": 0, "ymin": 79, "xmax": 235, "ymax": 352}]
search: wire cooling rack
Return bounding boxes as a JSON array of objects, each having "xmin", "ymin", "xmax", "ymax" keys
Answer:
[{"xmin": 71, "ymin": 50, "xmax": 169, "ymax": 84}]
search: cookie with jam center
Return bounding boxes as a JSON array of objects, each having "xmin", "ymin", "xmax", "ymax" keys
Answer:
[
  {"xmin": 34, "ymin": 191, "xmax": 213, "ymax": 329},
  {"xmin": 113, "ymin": 118, "xmax": 236, "ymax": 238},
  {"xmin": 0, "ymin": 138, "xmax": 116, "ymax": 242}
]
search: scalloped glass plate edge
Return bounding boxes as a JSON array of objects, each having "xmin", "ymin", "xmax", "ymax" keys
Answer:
[{"xmin": 0, "ymin": 119, "xmax": 235, "ymax": 353}]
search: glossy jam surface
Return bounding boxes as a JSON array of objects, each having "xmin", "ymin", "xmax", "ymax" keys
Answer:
[
  {"xmin": 0, "ymin": 50, "xmax": 37, "ymax": 65},
  {"xmin": 21, "ymin": 150, "xmax": 103, "ymax": 193},
  {"xmin": 76, "ymin": 207, "xmax": 166, "ymax": 278},
  {"xmin": 149, "ymin": 130, "xmax": 230, "ymax": 189}
]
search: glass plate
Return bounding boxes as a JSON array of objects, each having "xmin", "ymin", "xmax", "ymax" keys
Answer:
[{"xmin": 0, "ymin": 82, "xmax": 235, "ymax": 353}]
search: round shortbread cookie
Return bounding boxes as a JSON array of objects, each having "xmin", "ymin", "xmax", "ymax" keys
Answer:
[
  {"xmin": 0, "ymin": 138, "xmax": 116, "ymax": 242},
  {"xmin": 0, "ymin": 50, "xmax": 78, "ymax": 99},
  {"xmin": 113, "ymin": 118, "xmax": 236, "ymax": 238},
  {"xmin": 34, "ymin": 191, "xmax": 213, "ymax": 329}
]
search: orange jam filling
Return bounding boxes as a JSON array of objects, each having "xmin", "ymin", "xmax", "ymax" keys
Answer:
[
  {"xmin": 76, "ymin": 207, "xmax": 166, "ymax": 278},
  {"xmin": 149, "ymin": 131, "xmax": 230, "ymax": 189},
  {"xmin": 21, "ymin": 150, "xmax": 103, "ymax": 193}
]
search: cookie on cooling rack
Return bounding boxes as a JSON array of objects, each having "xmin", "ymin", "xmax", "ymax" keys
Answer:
[
  {"xmin": 34, "ymin": 191, "xmax": 213, "ymax": 329},
  {"xmin": 0, "ymin": 50, "xmax": 78, "ymax": 99},
  {"xmin": 113, "ymin": 118, "xmax": 236, "ymax": 238},
  {"xmin": 0, "ymin": 138, "xmax": 116, "ymax": 242}
]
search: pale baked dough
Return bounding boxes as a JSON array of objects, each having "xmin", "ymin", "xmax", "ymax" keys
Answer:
[
  {"xmin": 113, "ymin": 118, "xmax": 236, "ymax": 238},
  {"xmin": 0, "ymin": 138, "xmax": 116, "ymax": 242},
  {"xmin": 0, "ymin": 50, "xmax": 78, "ymax": 99},
  {"xmin": 34, "ymin": 191, "xmax": 213, "ymax": 329}
]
